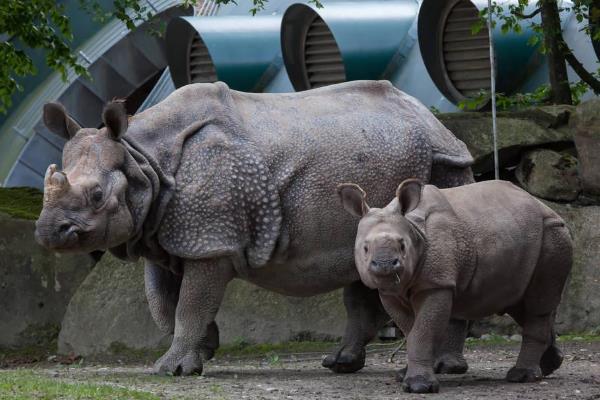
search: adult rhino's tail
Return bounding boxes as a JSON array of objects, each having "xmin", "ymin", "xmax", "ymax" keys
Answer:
[
  {"xmin": 426, "ymin": 110, "xmax": 475, "ymax": 188},
  {"xmin": 429, "ymin": 143, "xmax": 475, "ymax": 189}
]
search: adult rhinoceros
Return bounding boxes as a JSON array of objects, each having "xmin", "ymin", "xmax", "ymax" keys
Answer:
[{"xmin": 35, "ymin": 81, "xmax": 474, "ymax": 376}]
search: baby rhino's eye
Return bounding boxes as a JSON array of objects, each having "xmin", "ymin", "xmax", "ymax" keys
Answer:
[{"xmin": 363, "ymin": 245, "xmax": 368, "ymax": 254}]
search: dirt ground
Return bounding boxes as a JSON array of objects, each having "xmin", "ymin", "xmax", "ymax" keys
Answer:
[{"xmin": 5, "ymin": 341, "xmax": 600, "ymax": 399}]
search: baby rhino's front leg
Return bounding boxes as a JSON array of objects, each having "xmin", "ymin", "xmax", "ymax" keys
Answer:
[{"xmin": 382, "ymin": 290, "xmax": 453, "ymax": 393}]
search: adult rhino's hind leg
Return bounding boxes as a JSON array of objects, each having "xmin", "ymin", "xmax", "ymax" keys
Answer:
[
  {"xmin": 154, "ymin": 258, "xmax": 233, "ymax": 376},
  {"xmin": 322, "ymin": 281, "xmax": 388, "ymax": 373}
]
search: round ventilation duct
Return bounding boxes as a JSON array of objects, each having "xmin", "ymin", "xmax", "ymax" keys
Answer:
[
  {"xmin": 166, "ymin": 15, "xmax": 282, "ymax": 91},
  {"xmin": 419, "ymin": 0, "xmax": 541, "ymax": 106},
  {"xmin": 281, "ymin": 1, "xmax": 419, "ymax": 91}
]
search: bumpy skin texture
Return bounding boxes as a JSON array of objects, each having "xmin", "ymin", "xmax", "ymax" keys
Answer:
[
  {"xmin": 339, "ymin": 179, "xmax": 573, "ymax": 393},
  {"xmin": 35, "ymin": 81, "xmax": 475, "ymax": 376}
]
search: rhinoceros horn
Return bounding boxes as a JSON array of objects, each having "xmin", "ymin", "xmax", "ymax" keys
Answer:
[{"xmin": 43, "ymin": 164, "xmax": 70, "ymax": 202}]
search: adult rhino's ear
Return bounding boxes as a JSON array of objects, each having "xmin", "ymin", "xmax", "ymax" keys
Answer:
[
  {"xmin": 102, "ymin": 101, "xmax": 128, "ymax": 140},
  {"xmin": 337, "ymin": 183, "xmax": 369, "ymax": 217},
  {"xmin": 43, "ymin": 102, "xmax": 81, "ymax": 140},
  {"xmin": 396, "ymin": 179, "xmax": 423, "ymax": 215}
]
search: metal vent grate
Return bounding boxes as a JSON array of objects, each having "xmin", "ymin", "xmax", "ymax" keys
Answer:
[
  {"xmin": 304, "ymin": 16, "xmax": 346, "ymax": 89},
  {"xmin": 188, "ymin": 32, "xmax": 217, "ymax": 83},
  {"xmin": 442, "ymin": 0, "xmax": 491, "ymax": 98}
]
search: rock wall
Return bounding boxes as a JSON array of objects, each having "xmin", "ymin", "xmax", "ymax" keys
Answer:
[
  {"xmin": 57, "ymin": 253, "xmax": 346, "ymax": 356},
  {"xmin": 0, "ymin": 212, "xmax": 94, "ymax": 349}
]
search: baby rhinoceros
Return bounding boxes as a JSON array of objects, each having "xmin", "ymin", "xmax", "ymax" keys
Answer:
[{"xmin": 337, "ymin": 179, "xmax": 572, "ymax": 394}]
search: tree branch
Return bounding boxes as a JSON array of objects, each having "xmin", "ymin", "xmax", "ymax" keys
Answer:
[
  {"xmin": 561, "ymin": 44, "xmax": 600, "ymax": 94},
  {"xmin": 515, "ymin": 8, "xmax": 542, "ymax": 19}
]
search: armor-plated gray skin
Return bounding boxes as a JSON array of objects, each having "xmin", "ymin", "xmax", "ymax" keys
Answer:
[
  {"xmin": 35, "ymin": 81, "xmax": 475, "ymax": 376},
  {"xmin": 338, "ymin": 179, "xmax": 572, "ymax": 393}
]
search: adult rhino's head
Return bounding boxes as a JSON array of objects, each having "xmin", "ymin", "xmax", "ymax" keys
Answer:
[
  {"xmin": 35, "ymin": 101, "xmax": 134, "ymax": 252},
  {"xmin": 337, "ymin": 179, "xmax": 426, "ymax": 290}
]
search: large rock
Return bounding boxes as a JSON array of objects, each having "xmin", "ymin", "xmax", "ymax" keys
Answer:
[
  {"xmin": 0, "ymin": 212, "xmax": 94, "ymax": 349},
  {"xmin": 570, "ymin": 99, "xmax": 600, "ymax": 196},
  {"xmin": 515, "ymin": 149, "xmax": 581, "ymax": 202},
  {"xmin": 551, "ymin": 202, "xmax": 600, "ymax": 333},
  {"xmin": 58, "ymin": 254, "xmax": 170, "ymax": 356},
  {"xmin": 217, "ymin": 282, "xmax": 344, "ymax": 344},
  {"xmin": 58, "ymin": 254, "xmax": 345, "ymax": 356},
  {"xmin": 438, "ymin": 106, "xmax": 574, "ymax": 174}
]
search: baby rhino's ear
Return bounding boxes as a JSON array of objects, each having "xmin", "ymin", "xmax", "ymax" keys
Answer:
[
  {"xmin": 337, "ymin": 183, "xmax": 370, "ymax": 217},
  {"xmin": 396, "ymin": 179, "xmax": 423, "ymax": 215}
]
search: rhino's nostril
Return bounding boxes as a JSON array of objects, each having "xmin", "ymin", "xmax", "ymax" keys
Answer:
[{"xmin": 392, "ymin": 258, "xmax": 400, "ymax": 267}]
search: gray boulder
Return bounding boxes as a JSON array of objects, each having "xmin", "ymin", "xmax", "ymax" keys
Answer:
[
  {"xmin": 58, "ymin": 254, "xmax": 345, "ymax": 356},
  {"xmin": 570, "ymin": 99, "xmax": 600, "ymax": 196},
  {"xmin": 438, "ymin": 106, "xmax": 574, "ymax": 174},
  {"xmin": 515, "ymin": 149, "xmax": 581, "ymax": 202},
  {"xmin": 58, "ymin": 254, "xmax": 170, "ymax": 356},
  {"xmin": 0, "ymin": 212, "xmax": 93, "ymax": 349},
  {"xmin": 551, "ymin": 202, "xmax": 600, "ymax": 333}
]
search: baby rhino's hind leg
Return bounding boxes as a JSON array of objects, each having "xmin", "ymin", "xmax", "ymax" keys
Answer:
[{"xmin": 507, "ymin": 222, "xmax": 572, "ymax": 382}]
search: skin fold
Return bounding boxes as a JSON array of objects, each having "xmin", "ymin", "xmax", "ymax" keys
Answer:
[
  {"xmin": 35, "ymin": 81, "xmax": 476, "ymax": 376},
  {"xmin": 338, "ymin": 179, "xmax": 573, "ymax": 393}
]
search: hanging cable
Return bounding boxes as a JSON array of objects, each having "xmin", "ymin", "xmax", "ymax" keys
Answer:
[{"xmin": 487, "ymin": 0, "xmax": 500, "ymax": 180}]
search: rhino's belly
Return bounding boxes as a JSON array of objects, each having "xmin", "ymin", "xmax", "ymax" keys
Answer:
[{"xmin": 243, "ymin": 248, "xmax": 359, "ymax": 297}]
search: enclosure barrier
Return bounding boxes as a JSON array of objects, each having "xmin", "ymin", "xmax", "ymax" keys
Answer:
[
  {"xmin": 166, "ymin": 15, "xmax": 282, "ymax": 91},
  {"xmin": 280, "ymin": 1, "xmax": 419, "ymax": 91}
]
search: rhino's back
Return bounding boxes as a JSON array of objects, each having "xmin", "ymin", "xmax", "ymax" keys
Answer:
[{"xmin": 230, "ymin": 80, "xmax": 472, "ymax": 167}]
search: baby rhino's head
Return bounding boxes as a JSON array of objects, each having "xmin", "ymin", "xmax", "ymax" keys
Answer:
[{"xmin": 337, "ymin": 179, "xmax": 426, "ymax": 290}]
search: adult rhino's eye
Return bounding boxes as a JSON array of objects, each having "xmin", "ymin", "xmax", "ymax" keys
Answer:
[
  {"xmin": 91, "ymin": 188, "xmax": 103, "ymax": 205},
  {"xmin": 363, "ymin": 245, "xmax": 368, "ymax": 254}
]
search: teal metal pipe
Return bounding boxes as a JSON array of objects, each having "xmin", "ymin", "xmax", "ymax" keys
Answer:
[
  {"xmin": 281, "ymin": 1, "xmax": 419, "ymax": 91},
  {"xmin": 166, "ymin": 15, "xmax": 282, "ymax": 91}
]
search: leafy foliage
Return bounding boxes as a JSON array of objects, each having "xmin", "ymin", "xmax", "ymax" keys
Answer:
[
  {"xmin": 458, "ymin": 70, "xmax": 598, "ymax": 111},
  {"xmin": 466, "ymin": 0, "xmax": 600, "ymax": 106}
]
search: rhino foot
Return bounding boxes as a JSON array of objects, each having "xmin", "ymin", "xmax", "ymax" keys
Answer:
[
  {"xmin": 506, "ymin": 366, "xmax": 542, "ymax": 383},
  {"xmin": 540, "ymin": 345, "xmax": 563, "ymax": 376},
  {"xmin": 154, "ymin": 341, "xmax": 203, "ymax": 376},
  {"xmin": 434, "ymin": 353, "xmax": 469, "ymax": 374},
  {"xmin": 402, "ymin": 374, "xmax": 440, "ymax": 393},
  {"xmin": 322, "ymin": 345, "xmax": 366, "ymax": 373}
]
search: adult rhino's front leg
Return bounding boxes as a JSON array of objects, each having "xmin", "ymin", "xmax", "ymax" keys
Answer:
[
  {"xmin": 322, "ymin": 281, "xmax": 388, "ymax": 373},
  {"xmin": 154, "ymin": 258, "xmax": 233, "ymax": 376}
]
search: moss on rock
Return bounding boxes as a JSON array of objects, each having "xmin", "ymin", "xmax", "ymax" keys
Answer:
[{"xmin": 0, "ymin": 187, "xmax": 42, "ymax": 220}]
